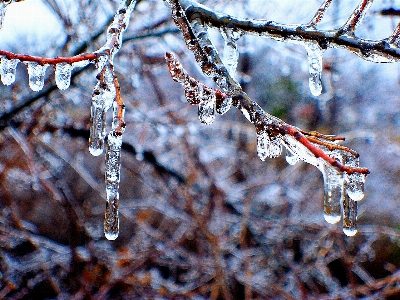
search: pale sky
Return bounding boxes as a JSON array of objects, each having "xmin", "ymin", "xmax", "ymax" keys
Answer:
[{"xmin": 0, "ymin": 0, "xmax": 63, "ymax": 50}]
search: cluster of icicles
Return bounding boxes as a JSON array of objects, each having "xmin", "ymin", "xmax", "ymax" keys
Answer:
[
  {"xmin": 0, "ymin": 56, "xmax": 83, "ymax": 91},
  {"xmin": 0, "ymin": 54, "xmax": 122, "ymax": 241},
  {"xmin": 166, "ymin": 5, "xmax": 366, "ymax": 236},
  {"xmin": 0, "ymin": 0, "xmax": 136, "ymax": 240}
]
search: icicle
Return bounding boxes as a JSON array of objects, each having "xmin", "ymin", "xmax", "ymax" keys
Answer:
[
  {"xmin": 342, "ymin": 190, "xmax": 358, "ymax": 236},
  {"xmin": 343, "ymin": 155, "xmax": 365, "ymax": 201},
  {"xmin": 0, "ymin": 1, "xmax": 10, "ymax": 29},
  {"xmin": 89, "ymin": 99, "xmax": 107, "ymax": 156},
  {"xmin": 89, "ymin": 62, "xmax": 116, "ymax": 156},
  {"xmin": 198, "ymin": 88, "xmax": 216, "ymax": 125},
  {"xmin": 104, "ymin": 131, "xmax": 122, "ymax": 240},
  {"xmin": 304, "ymin": 42, "xmax": 324, "ymax": 96},
  {"xmin": 320, "ymin": 164, "xmax": 342, "ymax": 224},
  {"xmin": 257, "ymin": 130, "xmax": 270, "ymax": 161},
  {"xmin": 55, "ymin": 62, "xmax": 73, "ymax": 90},
  {"xmin": 0, "ymin": 56, "xmax": 19, "ymax": 85},
  {"xmin": 104, "ymin": 100, "xmax": 125, "ymax": 240},
  {"xmin": 221, "ymin": 26, "xmax": 241, "ymax": 78},
  {"xmin": 27, "ymin": 62, "xmax": 48, "ymax": 91},
  {"xmin": 256, "ymin": 130, "xmax": 282, "ymax": 160}
]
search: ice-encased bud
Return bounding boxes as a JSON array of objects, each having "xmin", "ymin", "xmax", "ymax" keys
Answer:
[{"xmin": 304, "ymin": 42, "xmax": 324, "ymax": 97}]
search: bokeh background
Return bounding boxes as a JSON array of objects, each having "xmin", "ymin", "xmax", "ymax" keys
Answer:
[{"xmin": 1, "ymin": 0, "xmax": 400, "ymax": 298}]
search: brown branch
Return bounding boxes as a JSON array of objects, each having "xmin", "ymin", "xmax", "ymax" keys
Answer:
[{"xmin": 112, "ymin": 75, "xmax": 126, "ymax": 135}]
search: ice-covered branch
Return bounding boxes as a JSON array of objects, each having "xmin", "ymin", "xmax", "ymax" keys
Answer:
[
  {"xmin": 178, "ymin": 0, "xmax": 400, "ymax": 63},
  {"xmin": 165, "ymin": 0, "xmax": 369, "ymax": 236},
  {"xmin": 308, "ymin": 0, "xmax": 333, "ymax": 28},
  {"xmin": 339, "ymin": 0, "xmax": 373, "ymax": 35}
]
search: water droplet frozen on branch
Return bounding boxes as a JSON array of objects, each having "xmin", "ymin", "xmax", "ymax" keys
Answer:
[
  {"xmin": 0, "ymin": 56, "xmax": 19, "ymax": 85},
  {"xmin": 304, "ymin": 42, "xmax": 324, "ymax": 96},
  {"xmin": 26, "ymin": 62, "xmax": 48, "ymax": 91},
  {"xmin": 55, "ymin": 63, "xmax": 73, "ymax": 90},
  {"xmin": 198, "ymin": 88, "xmax": 216, "ymax": 125}
]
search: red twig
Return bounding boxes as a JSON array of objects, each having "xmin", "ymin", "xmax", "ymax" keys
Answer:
[
  {"xmin": 0, "ymin": 50, "xmax": 101, "ymax": 65},
  {"xmin": 282, "ymin": 125, "xmax": 369, "ymax": 174}
]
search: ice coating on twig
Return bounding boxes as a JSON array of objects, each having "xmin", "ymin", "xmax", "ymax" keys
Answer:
[
  {"xmin": 285, "ymin": 151, "xmax": 300, "ymax": 165},
  {"xmin": 165, "ymin": 52, "xmax": 232, "ymax": 120},
  {"xmin": 55, "ymin": 63, "xmax": 73, "ymax": 90},
  {"xmin": 27, "ymin": 62, "xmax": 48, "ymax": 91},
  {"xmin": 304, "ymin": 42, "xmax": 324, "ymax": 96},
  {"xmin": 340, "ymin": 0, "xmax": 373, "ymax": 35},
  {"xmin": 0, "ymin": 56, "xmax": 18, "ymax": 85}
]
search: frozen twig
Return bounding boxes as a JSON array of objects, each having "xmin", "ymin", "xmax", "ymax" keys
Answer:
[{"xmin": 308, "ymin": 0, "xmax": 333, "ymax": 28}]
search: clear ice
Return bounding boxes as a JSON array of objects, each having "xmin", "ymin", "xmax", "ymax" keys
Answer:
[
  {"xmin": 256, "ymin": 131, "xmax": 282, "ymax": 160},
  {"xmin": 342, "ymin": 190, "xmax": 358, "ymax": 236},
  {"xmin": 89, "ymin": 63, "xmax": 116, "ymax": 156},
  {"xmin": 304, "ymin": 42, "xmax": 324, "ymax": 97},
  {"xmin": 343, "ymin": 155, "xmax": 365, "ymax": 201},
  {"xmin": 55, "ymin": 63, "xmax": 73, "ymax": 90},
  {"xmin": 321, "ymin": 164, "xmax": 342, "ymax": 224},
  {"xmin": 221, "ymin": 26, "xmax": 241, "ymax": 78},
  {"xmin": 27, "ymin": 62, "xmax": 48, "ymax": 91},
  {"xmin": 104, "ymin": 101, "xmax": 125, "ymax": 240},
  {"xmin": 257, "ymin": 131, "xmax": 270, "ymax": 161},
  {"xmin": 0, "ymin": 56, "xmax": 19, "ymax": 85}
]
